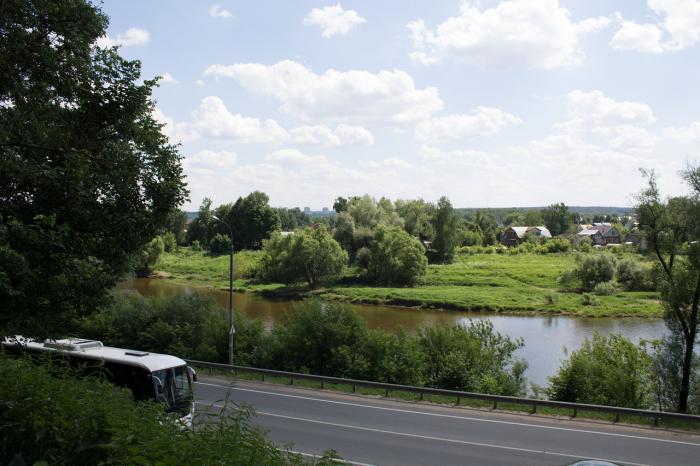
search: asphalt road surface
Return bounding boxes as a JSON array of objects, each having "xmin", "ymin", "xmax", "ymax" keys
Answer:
[{"xmin": 194, "ymin": 376, "xmax": 700, "ymax": 466}]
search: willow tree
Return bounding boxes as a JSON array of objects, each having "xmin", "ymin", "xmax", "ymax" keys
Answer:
[
  {"xmin": 637, "ymin": 167, "xmax": 700, "ymax": 412},
  {"xmin": 0, "ymin": 0, "xmax": 188, "ymax": 334}
]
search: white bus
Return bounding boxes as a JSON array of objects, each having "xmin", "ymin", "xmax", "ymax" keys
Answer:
[{"xmin": 2, "ymin": 336, "xmax": 196, "ymax": 426}]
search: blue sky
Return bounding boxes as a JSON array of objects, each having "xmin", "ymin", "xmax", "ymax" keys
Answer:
[{"xmin": 99, "ymin": 0, "xmax": 700, "ymax": 210}]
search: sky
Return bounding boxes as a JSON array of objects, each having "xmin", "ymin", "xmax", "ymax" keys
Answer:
[{"xmin": 98, "ymin": 0, "xmax": 700, "ymax": 210}]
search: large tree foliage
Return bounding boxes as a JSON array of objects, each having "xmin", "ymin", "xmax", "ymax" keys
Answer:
[
  {"xmin": 637, "ymin": 167, "xmax": 700, "ymax": 412},
  {"xmin": 258, "ymin": 226, "xmax": 347, "ymax": 289},
  {"xmin": 547, "ymin": 333, "xmax": 652, "ymax": 408},
  {"xmin": 226, "ymin": 191, "xmax": 280, "ymax": 250},
  {"xmin": 367, "ymin": 225, "xmax": 427, "ymax": 286},
  {"xmin": 430, "ymin": 196, "xmax": 460, "ymax": 263},
  {"xmin": 0, "ymin": 0, "xmax": 187, "ymax": 334},
  {"xmin": 542, "ymin": 202, "xmax": 571, "ymax": 236}
]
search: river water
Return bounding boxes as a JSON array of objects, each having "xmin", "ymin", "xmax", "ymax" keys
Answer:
[{"xmin": 118, "ymin": 278, "xmax": 666, "ymax": 387}]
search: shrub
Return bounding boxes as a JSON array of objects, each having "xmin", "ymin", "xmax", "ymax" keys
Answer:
[
  {"xmin": 368, "ymin": 225, "xmax": 427, "ymax": 286},
  {"xmin": 190, "ymin": 240, "xmax": 202, "ymax": 252},
  {"xmin": 561, "ymin": 253, "xmax": 617, "ymax": 291},
  {"xmin": 161, "ymin": 231, "xmax": 177, "ymax": 252},
  {"xmin": 208, "ymin": 233, "xmax": 231, "ymax": 255},
  {"xmin": 547, "ymin": 333, "xmax": 653, "ymax": 408},
  {"xmin": 0, "ymin": 354, "xmax": 311, "ymax": 466},
  {"xmin": 134, "ymin": 236, "xmax": 165, "ymax": 277},
  {"xmin": 545, "ymin": 238, "xmax": 571, "ymax": 253},
  {"xmin": 616, "ymin": 258, "xmax": 655, "ymax": 291},
  {"xmin": 580, "ymin": 293, "xmax": 598, "ymax": 306},
  {"xmin": 593, "ymin": 281, "xmax": 616, "ymax": 296},
  {"xmin": 258, "ymin": 226, "xmax": 347, "ymax": 288},
  {"xmin": 544, "ymin": 292, "xmax": 559, "ymax": 305}
]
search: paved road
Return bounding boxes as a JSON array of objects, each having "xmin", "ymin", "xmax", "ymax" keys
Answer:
[{"xmin": 194, "ymin": 376, "xmax": 700, "ymax": 466}]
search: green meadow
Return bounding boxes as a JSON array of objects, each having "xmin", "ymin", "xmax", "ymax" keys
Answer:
[{"xmin": 155, "ymin": 249, "xmax": 663, "ymax": 317}]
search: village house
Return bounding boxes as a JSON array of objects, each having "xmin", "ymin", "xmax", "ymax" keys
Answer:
[
  {"xmin": 501, "ymin": 226, "xmax": 552, "ymax": 246},
  {"xmin": 575, "ymin": 222, "xmax": 621, "ymax": 246}
]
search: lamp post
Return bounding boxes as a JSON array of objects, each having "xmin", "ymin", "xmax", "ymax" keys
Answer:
[{"xmin": 212, "ymin": 215, "xmax": 235, "ymax": 365}]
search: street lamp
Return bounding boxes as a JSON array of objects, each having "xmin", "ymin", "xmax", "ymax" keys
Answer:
[{"xmin": 212, "ymin": 215, "xmax": 235, "ymax": 365}]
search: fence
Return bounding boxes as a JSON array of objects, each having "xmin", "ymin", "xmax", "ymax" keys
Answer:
[{"xmin": 185, "ymin": 359, "xmax": 700, "ymax": 426}]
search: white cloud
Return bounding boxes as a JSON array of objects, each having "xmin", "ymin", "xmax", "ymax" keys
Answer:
[
  {"xmin": 610, "ymin": 18, "xmax": 664, "ymax": 53},
  {"xmin": 664, "ymin": 122, "xmax": 700, "ymax": 144},
  {"xmin": 366, "ymin": 158, "xmax": 412, "ymax": 169},
  {"xmin": 407, "ymin": 0, "xmax": 610, "ymax": 69},
  {"xmin": 196, "ymin": 80, "xmax": 205, "ymax": 86},
  {"xmin": 563, "ymin": 90, "xmax": 655, "ymax": 127},
  {"xmin": 96, "ymin": 27, "xmax": 150, "ymax": 48},
  {"xmin": 558, "ymin": 90, "xmax": 659, "ymax": 154},
  {"xmin": 203, "ymin": 60, "xmax": 442, "ymax": 123},
  {"xmin": 265, "ymin": 148, "xmax": 328, "ymax": 165},
  {"xmin": 303, "ymin": 3, "xmax": 366, "ymax": 37},
  {"xmin": 160, "ymin": 72, "xmax": 178, "ymax": 84},
  {"xmin": 209, "ymin": 4, "xmax": 233, "ymax": 18},
  {"xmin": 419, "ymin": 145, "xmax": 490, "ymax": 163},
  {"xmin": 152, "ymin": 107, "xmax": 198, "ymax": 144},
  {"xmin": 189, "ymin": 96, "xmax": 290, "ymax": 144},
  {"xmin": 184, "ymin": 150, "xmax": 237, "ymax": 174},
  {"xmin": 611, "ymin": 1, "xmax": 700, "ymax": 53},
  {"xmin": 415, "ymin": 107, "xmax": 521, "ymax": 143},
  {"xmin": 290, "ymin": 124, "xmax": 374, "ymax": 146}
]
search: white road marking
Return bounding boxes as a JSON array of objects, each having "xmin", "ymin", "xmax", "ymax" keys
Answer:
[
  {"xmin": 197, "ymin": 400, "xmax": 651, "ymax": 466},
  {"xmin": 285, "ymin": 448, "xmax": 375, "ymax": 466},
  {"xmin": 195, "ymin": 381, "xmax": 700, "ymax": 447}
]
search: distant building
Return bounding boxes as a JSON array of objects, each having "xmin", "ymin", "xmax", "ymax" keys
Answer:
[
  {"xmin": 303, "ymin": 207, "xmax": 311, "ymax": 215},
  {"xmin": 501, "ymin": 226, "xmax": 552, "ymax": 246},
  {"xmin": 322, "ymin": 207, "xmax": 329, "ymax": 213}
]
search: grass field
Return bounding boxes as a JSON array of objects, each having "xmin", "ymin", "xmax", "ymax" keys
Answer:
[{"xmin": 155, "ymin": 248, "xmax": 663, "ymax": 317}]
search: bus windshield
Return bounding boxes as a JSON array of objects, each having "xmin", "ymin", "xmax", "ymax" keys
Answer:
[{"xmin": 152, "ymin": 365, "xmax": 192, "ymax": 417}]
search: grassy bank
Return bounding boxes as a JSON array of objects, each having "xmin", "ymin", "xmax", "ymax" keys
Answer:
[{"xmin": 155, "ymin": 248, "xmax": 663, "ymax": 317}]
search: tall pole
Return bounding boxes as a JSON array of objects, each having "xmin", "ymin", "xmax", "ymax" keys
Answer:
[{"xmin": 213, "ymin": 216, "xmax": 235, "ymax": 365}]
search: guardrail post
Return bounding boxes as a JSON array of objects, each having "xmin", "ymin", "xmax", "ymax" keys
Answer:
[
  {"xmin": 654, "ymin": 417, "xmax": 659, "ymax": 427},
  {"xmin": 531, "ymin": 405, "xmax": 537, "ymax": 414},
  {"xmin": 614, "ymin": 412, "xmax": 620, "ymax": 423},
  {"xmin": 290, "ymin": 376, "xmax": 294, "ymax": 385},
  {"xmin": 493, "ymin": 400, "xmax": 497, "ymax": 410},
  {"xmin": 420, "ymin": 392, "xmax": 424, "ymax": 401},
  {"xmin": 456, "ymin": 396, "xmax": 460, "ymax": 406},
  {"xmin": 572, "ymin": 408, "xmax": 577, "ymax": 418},
  {"xmin": 321, "ymin": 380, "xmax": 325, "ymax": 389},
  {"xmin": 261, "ymin": 373, "xmax": 265, "ymax": 382},
  {"xmin": 208, "ymin": 367, "xmax": 212, "ymax": 376},
  {"xmin": 352, "ymin": 383, "xmax": 356, "ymax": 393},
  {"xmin": 385, "ymin": 387, "xmax": 390, "ymax": 397}
]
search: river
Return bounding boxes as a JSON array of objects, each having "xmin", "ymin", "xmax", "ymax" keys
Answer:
[{"xmin": 118, "ymin": 278, "xmax": 666, "ymax": 388}]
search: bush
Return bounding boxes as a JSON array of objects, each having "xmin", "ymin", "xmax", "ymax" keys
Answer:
[
  {"xmin": 580, "ymin": 293, "xmax": 599, "ymax": 306},
  {"xmin": 368, "ymin": 225, "xmax": 427, "ymax": 286},
  {"xmin": 544, "ymin": 292, "xmax": 559, "ymax": 305},
  {"xmin": 258, "ymin": 226, "xmax": 347, "ymax": 288},
  {"xmin": 561, "ymin": 253, "xmax": 617, "ymax": 291},
  {"xmin": 134, "ymin": 236, "xmax": 165, "ymax": 277},
  {"xmin": 79, "ymin": 293, "xmax": 268, "ymax": 366},
  {"xmin": 418, "ymin": 321, "xmax": 527, "ymax": 395},
  {"xmin": 544, "ymin": 238, "xmax": 571, "ymax": 253},
  {"xmin": 190, "ymin": 240, "xmax": 202, "ymax": 252},
  {"xmin": 0, "ymin": 354, "xmax": 311, "ymax": 466},
  {"xmin": 593, "ymin": 281, "xmax": 617, "ymax": 296},
  {"xmin": 208, "ymin": 233, "xmax": 232, "ymax": 255},
  {"xmin": 161, "ymin": 231, "xmax": 178, "ymax": 252},
  {"xmin": 547, "ymin": 333, "xmax": 653, "ymax": 408},
  {"xmin": 616, "ymin": 258, "xmax": 655, "ymax": 291}
]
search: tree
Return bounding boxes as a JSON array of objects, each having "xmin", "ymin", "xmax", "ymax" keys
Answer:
[
  {"xmin": 226, "ymin": 192, "xmax": 280, "ymax": 250},
  {"xmin": 258, "ymin": 226, "xmax": 347, "ymax": 289},
  {"xmin": 367, "ymin": 225, "xmax": 427, "ymax": 286},
  {"xmin": 276, "ymin": 207, "xmax": 310, "ymax": 231},
  {"xmin": 637, "ymin": 168, "xmax": 700, "ymax": 412},
  {"xmin": 332, "ymin": 196, "xmax": 348, "ymax": 213},
  {"xmin": 547, "ymin": 333, "xmax": 652, "ymax": 408},
  {"xmin": 187, "ymin": 198, "xmax": 214, "ymax": 246},
  {"xmin": 522, "ymin": 209, "xmax": 543, "ymax": 226},
  {"xmin": 163, "ymin": 210, "xmax": 188, "ymax": 245},
  {"xmin": 542, "ymin": 203, "xmax": 571, "ymax": 236},
  {"xmin": 0, "ymin": 1, "xmax": 187, "ymax": 334},
  {"xmin": 395, "ymin": 199, "xmax": 435, "ymax": 241},
  {"xmin": 430, "ymin": 196, "xmax": 460, "ymax": 263}
]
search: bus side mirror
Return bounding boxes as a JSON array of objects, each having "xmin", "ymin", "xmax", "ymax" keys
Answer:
[{"xmin": 188, "ymin": 366, "xmax": 197, "ymax": 383}]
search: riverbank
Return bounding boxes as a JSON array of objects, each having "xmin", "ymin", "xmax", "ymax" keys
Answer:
[{"xmin": 154, "ymin": 249, "xmax": 663, "ymax": 318}]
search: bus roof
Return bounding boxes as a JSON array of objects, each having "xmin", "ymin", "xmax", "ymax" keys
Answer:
[{"xmin": 2, "ymin": 337, "xmax": 187, "ymax": 373}]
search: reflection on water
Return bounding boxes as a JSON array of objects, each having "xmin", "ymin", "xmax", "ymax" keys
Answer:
[{"xmin": 117, "ymin": 278, "xmax": 666, "ymax": 387}]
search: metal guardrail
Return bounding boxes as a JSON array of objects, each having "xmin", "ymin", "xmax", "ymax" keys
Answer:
[{"xmin": 186, "ymin": 359, "xmax": 700, "ymax": 426}]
